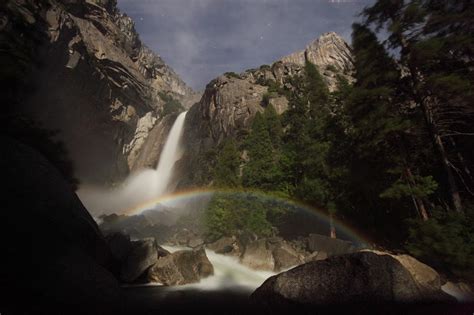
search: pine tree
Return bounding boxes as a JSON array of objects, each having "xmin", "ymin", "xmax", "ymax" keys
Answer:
[
  {"xmin": 348, "ymin": 23, "xmax": 435, "ymax": 221},
  {"xmin": 242, "ymin": 112, "xmax": 281, "ymax": 191},
  {"xmin": 213, "ymin": 139, "xmax": 241, "ymax": 188},
  {"xmin": 362, "ymin": 0, "xmax": 472, "ymax": 212}
]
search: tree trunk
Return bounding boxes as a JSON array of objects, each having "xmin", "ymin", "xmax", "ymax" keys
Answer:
[
  {"xmin": 434, "ymin": 133, "xmax": 463, "ymax": 212},
  {"xmin": 399, "ymin": 136, "xmax": 430, "ymax": 220},
  {"xmin": 398, "ymin": 34, "xmax": 463, "ymax": 212},
  {"xmin": 405, "ymin": 167, "xmax": 430, "ymax": 221}
]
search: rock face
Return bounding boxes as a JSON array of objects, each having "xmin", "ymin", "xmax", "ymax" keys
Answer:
[
  {"xmin": 147, "ymin": 248, "xmax": 214, "ymax": 285},
  {"xmin": 241, "ymin": 239, "xmax": 276, "ymax": 271},
  {"xmin": 0, "ymin": 136, "xmax": 121, "ymax": 312},
  {"xmin": 281, "ymin": 32, "xmax": 353, "ymax": 90},
  {"xmin": 306, "ymin": 233, "xmax": 356, "ymax": 256},
  {"xmin": 240, "ymin": 238, "xmax": 306, "ymax": 272},
  {"xmin": 176, "ymin": 33, "xmax": 353, "ymax": 189},
  {"xmin": 207, "ymin": 236, "xmax": 242, "ymax": 256},
  {"xmin": 2, "ymin": 0, "xmax": 199, "ymax": 183},
  {"xmin": 120, "ymin": 238, "xmax": 167, "ymax": 283},
  {"xmin": 251, "ymin": 251, "xmax": 455, "ymax": 306},
  {"xmin": 127, "ymin": 113, "xmax": 178, "ymax": 172}
]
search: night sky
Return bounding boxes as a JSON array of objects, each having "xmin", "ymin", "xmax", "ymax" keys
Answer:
[{"xmin": 118, "ymin": 0, "xmax": 373, "ymax": 90}]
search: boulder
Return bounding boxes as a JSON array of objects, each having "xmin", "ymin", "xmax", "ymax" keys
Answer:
[
  {"xmin": 168, "ymin": 228, "xmax": 196, "ymax": 246},
  {"xmin": 207, "ymin": 236, "xmax": 239, "ymax": 255},
  {"xmin": 106, "ymin": 232, "xmax": 133, "ymax": 262},
  {"xmin": 189, "ymin": 237, "xmax": 205, "ymax": 249},
  {"xmin": 241, "ymin": 239, "xmax": 275, "ymax": 271},
  {"xmin": 0, "ymin": 137, "xmax": 121, "ymax": 312},
  {"xmin": 304, "ymin": 251, "xmax": 328, "ymax": 263},
  {"xmin": 367, "ymin": 251, "xmax": 444, "ymax": 298},
  {"xmin": 147, "ymin": 248, "xmax": 214, "ymax": 285},
  {"xmin": 442, "ymin": 282, "xmax": 474, "ymax": 302},
  {"xmin": 272, "ymin": 243, "xmax": 304, "ymax": 271},
  {"xmin": 120, "ymin": 238, "xmax": 168, "ymax": 283},
  {"xmin": 306, "ymin": 233, "xmax": 355, "ymax": 256},
  {"xmin": 251, "ymin": 251, "xmax": 454, "ymax": 306}
]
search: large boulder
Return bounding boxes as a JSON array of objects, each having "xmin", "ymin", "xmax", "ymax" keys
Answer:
[
  {"xmin": 272, "ymin": 241, "xmax": 305, "ymax": 271},
  {"xmin": 251, "ymin": 251, "xmax": 454, "ymax": 306},
  {"xmin": 147, "ymin": 248, "xmax": 214, "ymax": 285},
  {"xmin": 207, "ymin": 236, "xmax": 242, "ymax": 256},
  {"xmin": 0, "ymin": 137, "xmax": 121, "ymax": 312},
  {"xmin": 364, "ymin": 250, "xmax": 445, "ymax": 298},
  {"xmin": 241, "ymin": 239, "xmax": 275, "ymax": 271},
  {"xmin": 120, "ymin": 238, "xmax": 169, "ymax": 283},
  {"xmin": 442, "ymin": 282, "xmax": 474, "ymax": 302},
  {"xmin": 106, "ymin": 232, "xmax": 133, "ymax": 262},
  {"xmin": 306, "ymin": 233, "xmax": 355, "ymax": 256}
]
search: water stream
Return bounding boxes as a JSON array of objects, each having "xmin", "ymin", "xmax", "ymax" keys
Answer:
[
  {"xmin": 162, "ymin": 246, "xmax": 275, "ymax": 291},
  {"xmin": 78, "ymin": 111, "xmax": 188, "ymax": 215}
]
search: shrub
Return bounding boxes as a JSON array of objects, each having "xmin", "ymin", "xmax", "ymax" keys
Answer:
[
  {"xmin": 224, "ymin": 72, "xmax": 241, "ymax": 79},
  {"xmin": 406, "ymin": 206, "xmax": 474, "ymax": 281},
  {"xmin": 204, "ymin": 191, "xmax": 287, "ymax": 241},
  {"xmin": 158, "ymin": 92, "xmax": 184, "ymax": 116}
]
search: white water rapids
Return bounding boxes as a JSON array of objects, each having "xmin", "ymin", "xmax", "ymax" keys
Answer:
[
  {"xmin": 152, "ymin": 246, "xmax": 276, "ymax": 291},
  {"xmin": 78, "ymin": 111, "xmax": 188, "ymax": 215}
]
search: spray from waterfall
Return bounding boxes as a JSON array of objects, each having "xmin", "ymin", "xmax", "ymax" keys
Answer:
[{"xmin": 77, "ymin": 112, "xmax": 188, "ymax": 215}]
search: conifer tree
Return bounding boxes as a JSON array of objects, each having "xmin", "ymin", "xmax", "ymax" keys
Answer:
[{"xmin": 214, "ymin": 139, "xmax": 241, "ymax": 188}]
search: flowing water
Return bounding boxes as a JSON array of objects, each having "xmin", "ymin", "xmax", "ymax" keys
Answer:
[
  {"xmin": 152, "ymin": 111, "xmax": 187, "ymax": 197},
  {"xmin": 78, "ymin": 111, "xmax": 275, "ymax": 291},
  {"xmin": 162, "ymin": 246, "xmax": 275, "ymax": 291},
  {"xmin": 78, "ymin": 112, "xmax": 188, "ymax": 215}
]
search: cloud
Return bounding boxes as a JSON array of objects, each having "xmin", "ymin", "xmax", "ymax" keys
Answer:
[{"xmin": 118, "ymin": 0, "xmax": 373, "ymax": 90}]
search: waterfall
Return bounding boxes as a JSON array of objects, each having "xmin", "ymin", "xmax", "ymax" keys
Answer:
[
  {"xmin": 78, "ymin": 112, "xmax": 188, "ymax": 215},
  {"xmin": 153, "ymin": 111, "xmax": 187, "ymax": 196}
]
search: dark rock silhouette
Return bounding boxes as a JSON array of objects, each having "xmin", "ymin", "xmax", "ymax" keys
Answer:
[{"xmin": 0, "ymin": 136, "xmax": 121, "ymax": 313}]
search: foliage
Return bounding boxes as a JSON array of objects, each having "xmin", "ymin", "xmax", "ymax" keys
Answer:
[
  {"xmin": 224, "ymin": 72, "xmax": 241, "ymax": 79},
  {"xmin": 158, "ymin": 92, "xmax": 184, "ymax": 117},
  {"xmin": 213, "ymin": 139, "xmax": 241, "ymax": 188},
  {"xmin": 204, "ymin": 191, "xmax": 288, "ymax": 241},
  {"xmin": 406, "ymin": 207, "xmax": 474, "ymax": 281},
  {"xmin": 242, "ymin": 110, "xmax": 286, "ymax": 193},
  {"xmin": 204, "ymin": 2, "xmax": 474, "ymax": 281}
]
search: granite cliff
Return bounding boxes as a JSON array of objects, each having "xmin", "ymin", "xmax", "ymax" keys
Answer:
[
  {"xmin": 1, "ymin": 0, "xmax": 200, "ymax": 183},
  {"xmin": 172, "ymin": 32, "xmax": 354, "ymax": 188}
]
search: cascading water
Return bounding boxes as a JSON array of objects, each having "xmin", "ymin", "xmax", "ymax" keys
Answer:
[
  {"xmin": 78, "ymin": 111, "xmax": 188, "ymax": 215},
  {"xmin": 162, "ymin": 246, "xmax": 276, "ymax": 291},
  {"xmin": 153, "ymin": 111, "xmax": 187, "ymax": 196},
  {"xmin": 78, "ymin": 111, "xmax": 277, "ymax": 293}
]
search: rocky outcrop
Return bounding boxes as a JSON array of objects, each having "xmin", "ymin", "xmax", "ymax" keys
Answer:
[
  {"xmin": 127, "ymin": 113, "xmax": 178, "ymax": 171},
  {"xmin": 120, "ymin": 238, "xmax": 167, "ymax": 283},
  {"xmin": 147, "ymin": 248, "xmax": 214, "ymax": 285},
  {"xmin": 305, "ymin": 233, "xmax": 356, "ymax": 256},
  {"xmin": 442, "ymin": 282, "xmax": 474, "ymax": 302},
  {"xmin": 280, "ymin": 32, "xmax": 354, "ymax": 90},
  {"xmin": 0, "ymin": 136, "xmax": 121, "ymax": 312},
  {"xmin": 176, "ymin": 33, "xmax": 353, "ymax": 189},
  {"xmin": 2, "ymin": 0, "xmax": 199, "ymax": 183},
  {"xmin": 240, "ymin": 238, "xmax": 307, "ymax": 272},
  {"xmin": 241, "ymin": 239, "xmax": 276, "ymax": 271},
  {"xmin": 251, "ymin": 251, "xmax": 455, "ymax": 307},
  {"xmin": 207, "ymin": 236, "xmax": 243, "ymax": 256}
]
